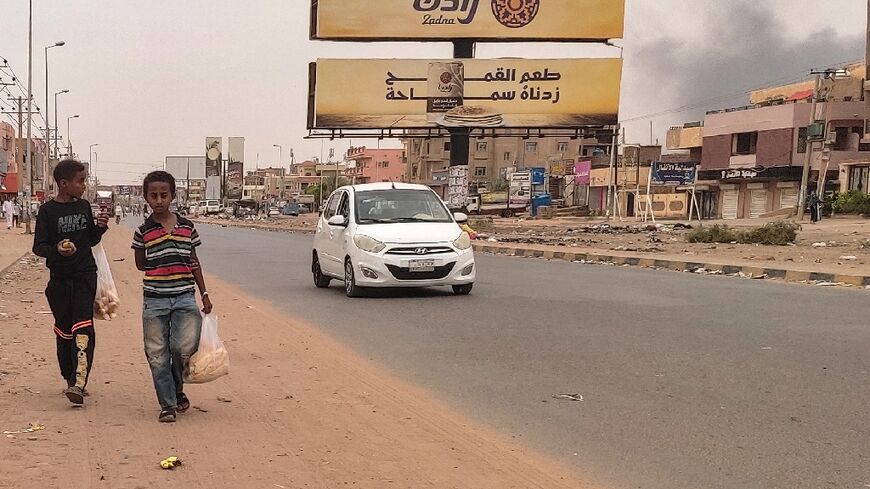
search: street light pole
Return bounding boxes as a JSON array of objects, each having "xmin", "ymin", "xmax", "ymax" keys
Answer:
[
  {"xmin": 23, "ymin": 0, "xmax": 34, "ymax": 234},
  {"xmin": 67, "ymin": 114, "xmax": 79, "ymax": 156},
  {"xmin": 44, "ymin": 41, "xmax": 65, "ymax": 195},
  {"xmin": 54, "ymin": 89, "xmax": 68, "ymax": 159},
  {"xmin": 797, "ymin": 74, "xmax": 821, "ymax": 221}
]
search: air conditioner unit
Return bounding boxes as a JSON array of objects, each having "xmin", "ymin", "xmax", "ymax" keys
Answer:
[{"xmin": 806, "ymin": 121, "xmax": 826, "ymax": 141}]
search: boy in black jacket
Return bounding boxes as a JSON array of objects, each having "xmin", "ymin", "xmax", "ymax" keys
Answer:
[{"xmin": 33, "ymin": 159, "xmax": 109, "ymax": 405}]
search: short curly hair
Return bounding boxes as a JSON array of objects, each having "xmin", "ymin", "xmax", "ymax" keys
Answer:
[{"xmin": 143, "ymin": 171, "xmax": 176, "ymax": 196}]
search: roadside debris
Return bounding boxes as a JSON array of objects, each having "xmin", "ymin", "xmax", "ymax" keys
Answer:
[
  {"xmin": 3, "ymin": 422, "xmax": 45, "ymax": 435},
  {"xmin": 552, "ymin": 393, "xmax": 584, "ymax": 402},
  {"xmin": 159, "ymin": 456, "xmax": 183, "ymax": 470}
]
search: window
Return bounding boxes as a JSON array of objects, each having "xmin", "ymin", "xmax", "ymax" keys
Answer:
[
  {"xmin": 503, "ymin": 152, "xmax": 513, "ymax": 162},
  {"xmin": 324, "ymin": 192, "xmax": 340, "ymax": 218},
  {"xmin": 732, "ymin": 132, "xmax": 757, "ymax": 155},
  {"xmin": 444, "ymin": 141, "xmax": 451, "ymax": 152},
  {"xmin": 797, "ymin": 127, "xmax": 808, "ymax": 154},
  {"xmin": 834, "ymin": 127, "xmax": 850, "ymax": 151},
  {"xmin": 849, "ymin": 166, "xmax": 869, "ymax": 192},
  {"xmin": 474, "ymin": 167, "xmax": 487, "ymax": 177},
  {"xmin": 476, "ymin": 141, "xmax": 488, "ymax": 153},
  {"xmin": 525, "ymin": 142, "xmax": 538, "ymax": 153},
  {"xmin": 557, "ymin": 142, "xmax": 569, "ymax": 153},
  {"xmin": 336, "ymin": 192, "xmax": 349, "ymax": 219}
]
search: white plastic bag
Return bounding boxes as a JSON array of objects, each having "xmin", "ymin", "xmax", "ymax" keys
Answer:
[
  {"xmin": 184, "ymin": 313, "xmax": 229, "ymax": 384},
  {"xmin": 92, "ymin": 243, "xmax": 120, "ymax": 320}
]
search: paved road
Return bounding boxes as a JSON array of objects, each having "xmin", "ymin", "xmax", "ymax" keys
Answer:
[{"xmin": 194, "ymin": 223, "xmax": 870, "ymax": 489}]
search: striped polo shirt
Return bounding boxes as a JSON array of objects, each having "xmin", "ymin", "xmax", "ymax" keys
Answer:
[{"xmin": 131, "ymin": 215, "xmax": 201, "ymax": 297}]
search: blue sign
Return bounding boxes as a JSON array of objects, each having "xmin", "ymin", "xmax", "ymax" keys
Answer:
[
  {"xmin": 530, "ymin": 167, "xmax": 546, "ymax": 185},
  {"xmin": 651, "ymin": 162, "xmax": 698, "ymax": 185}
]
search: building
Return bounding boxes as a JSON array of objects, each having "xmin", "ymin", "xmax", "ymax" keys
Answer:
[
  {"xmin": 0, "ymin": 122, "xmax": 16, "ymax": 197},
  {"xmin": 667, "ymin": 65, "xmax": 870, "ymax": 219},
  {"xmin": 13, "ymin": 138, "xmax": 48, "ymax": 201},
  {"xmin": 403, "ymin": 129, "xmax": 615, "ymax": 199},
  {"xmin": 344, "ymin": 146, "xmax": 406, "ymax": 184}
]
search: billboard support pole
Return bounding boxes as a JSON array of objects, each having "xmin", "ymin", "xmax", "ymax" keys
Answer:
[{"xmin": 448, "ymin": 40, "xmax": 475, "ymax": 211}]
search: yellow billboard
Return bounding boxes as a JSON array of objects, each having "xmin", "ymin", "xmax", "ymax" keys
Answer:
[
  {"xmin": 311, "ymin": 0, "xmax": 625, "ymax": 41},
  {"xmin": 309, "ymin": 58, "xmax": 622, "ymax": 129}
]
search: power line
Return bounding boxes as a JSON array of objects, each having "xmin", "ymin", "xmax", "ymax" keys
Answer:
[{"xmin": 621, "ymin": 57, "xmax": 864, "ymax": 123}]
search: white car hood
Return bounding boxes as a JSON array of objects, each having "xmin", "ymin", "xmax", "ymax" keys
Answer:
[{"xmin": 355, "ymin": 222, "xmax": 461, "ymax": 244}]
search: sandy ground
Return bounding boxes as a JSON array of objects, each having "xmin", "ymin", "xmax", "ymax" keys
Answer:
[
  {"xmin": 0, "ymin": 228, "xmax": 596, "ymax": 489},
  {"xmin": 0, "ymin": 227, "xmax": 32, "ymax": 272}
]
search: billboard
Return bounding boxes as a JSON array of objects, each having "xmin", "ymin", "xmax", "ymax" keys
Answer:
[
  {"xmin": 227, "ymin": 137, "xmax": 245, "ymax": 201},
  {"xmin": 574, "ymin": 159, "xmax": 592, "ymax": 185},
  {"xmin": 651, "ymin": 162, "xmax": 698, "ymax": 186},
  {"xmin": 205, "ymin": 137, "xmax": 222, "ymax": 200},
  {"xmin": 165, "ymin": 156, "xmax": 207, "ymax": 182},
  {"xmin": 310, "ymin": 58, "xmax": 621, "ymax": 129},
  {"xmin": 311, "ymin": 0, "xmax": 625, "ymax": 42},
  {"xmin": 509, "ymin": 171, "xmax": 530, "ymax": 204}
]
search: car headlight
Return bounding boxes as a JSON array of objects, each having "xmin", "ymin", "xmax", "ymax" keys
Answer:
[
  {"xmin": 453, "ymin": 232, "xmax": 472, "ymax": 250},
  {"xmin": 353, "ymin": 235, "xmax": 386, "ymax": 253}
]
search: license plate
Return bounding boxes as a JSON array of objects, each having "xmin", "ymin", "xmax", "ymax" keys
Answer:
[{"xmin": 408, "ymin": 259, "xmax": 435, "ymax": 272}]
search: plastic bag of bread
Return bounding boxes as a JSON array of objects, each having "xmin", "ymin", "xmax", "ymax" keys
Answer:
[
  {"xmin": 92, "ymin": 243, "xmax": 120, "ymax": 320},
  {"xmin": 184, "ymin": 314, "xmax": 229, "ymax": 384}
]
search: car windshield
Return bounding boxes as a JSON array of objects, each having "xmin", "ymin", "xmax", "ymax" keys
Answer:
[{"xmin": 355, "ymin": 189, "xmax": 452, "ymax": 224}]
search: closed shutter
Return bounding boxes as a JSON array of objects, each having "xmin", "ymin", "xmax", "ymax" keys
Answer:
[
  {"xmin": 722, "ymin": 190, "xmax": 738, "ymax": 219},
  {"xmin": 749, "ymin": 190, "xmax": 767, "ymax": 218},
  {"xmin": 780, "ymin": 188, "xmax": 798, "ymax": 210}
]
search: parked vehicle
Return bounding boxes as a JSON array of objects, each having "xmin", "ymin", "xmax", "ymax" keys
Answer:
[
  {"xmin": 201, "ymin": 199, "xmax": 223, "ymax": 215},
  {"xmin": 282, "ymin": 202, "xmax": 302, "ymax": 216},
  {"xmin": 312, "ymin": 183, "xmax": 475, "ymax": 297},
  {"xmin": 466, "ymin": 194, "xmax": 527, "ymax": 218}
]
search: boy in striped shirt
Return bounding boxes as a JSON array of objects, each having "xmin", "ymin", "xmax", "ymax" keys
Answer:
[{"xmin": 133, "ymin": 171, "xmax": 213, "ymax": 423}]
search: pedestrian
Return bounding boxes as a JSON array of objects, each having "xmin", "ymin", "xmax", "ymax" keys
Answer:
[
  {"xmin": 13, "ymin": 199, "xmax": 21, "ymax": 228},
  {"xmin": 2, "ymin": 198, "xmax": 13, "ymax": 230},
  {"xmin": 32, "ymin": 159, "xmax": 109, "ymax": 405},
  {"xmin": 808, "ymin": 191, "xmax": 820, "ymax": 223},
  {"xmin": 133, "ymin": 171, "xmax": 213, "ymax": 423}
]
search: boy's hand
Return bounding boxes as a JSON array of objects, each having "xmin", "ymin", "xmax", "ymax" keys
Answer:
[
  {"xmin": 201, "ymin": 295, "xmax": 213, "ymax": 314},
  {"xmin": 95, "ymin": 212, "xmax": 109, "ymax": 228},
  {"xmin": 57, "ymin": 240, "xmax": 77, "ymax": 257}
]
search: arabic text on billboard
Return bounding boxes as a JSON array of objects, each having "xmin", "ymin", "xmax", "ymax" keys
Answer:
[
  {"xmin": 312, "ymin": 0, "xmax": 625, "ymax": 41},
  {"xmin": 574, "ymin": 159, "xmax": 591, "ymax": 185},
  {"xmin": 311, "ymin": 58, "xmax": 621, "ymax": 129},
  {"xmin": 651, "ymin": 162, "xmax": 698, "ymax": 186}
]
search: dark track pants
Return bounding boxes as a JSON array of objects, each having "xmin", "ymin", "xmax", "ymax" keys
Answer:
[{"xmin": 46, "ymin": 274, "xmax": 97, "ymax": 389}]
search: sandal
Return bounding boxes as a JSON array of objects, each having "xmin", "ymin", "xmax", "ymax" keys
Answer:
[
  {"xmin": 176, "ymin": 393, "xmax": 190, "ymax": 413},
  {"xmin": 159, "ymin": 408, "xmax": 177, "ymax": 423}
]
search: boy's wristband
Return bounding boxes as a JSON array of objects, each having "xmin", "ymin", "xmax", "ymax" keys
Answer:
[{"xmin": 201, "ymin": 291, "xmax": 209, "ymax": 298}]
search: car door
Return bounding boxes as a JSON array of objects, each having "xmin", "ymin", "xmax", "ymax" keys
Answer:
[
  {"xmin": 316, "ymin": 192, "xmax": 343, "ymax": 276},
  {"xmin": 328, "ymin": 191, "xmax": 352, "ymax": 271}
]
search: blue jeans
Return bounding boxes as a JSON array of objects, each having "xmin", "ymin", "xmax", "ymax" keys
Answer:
[{"xmin": 142, "ymin": 293, "xmax": 202, "ymax": 409}]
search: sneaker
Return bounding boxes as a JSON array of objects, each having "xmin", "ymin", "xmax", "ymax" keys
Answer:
[
  {"xmin": 63, "ymin": 386, "xmax": 85, "ymax": 405},
  {"xmin": 176, "ymin": 393, "xmax": 190, "ymax": 413},
  {"xmin": 158, "ymin": 408, "xmax": 177, "ymax": 423}
]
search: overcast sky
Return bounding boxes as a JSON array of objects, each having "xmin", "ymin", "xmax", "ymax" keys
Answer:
[{"xmin": 1, "ymin": 0, "xmax": 866, "ymax": 185}]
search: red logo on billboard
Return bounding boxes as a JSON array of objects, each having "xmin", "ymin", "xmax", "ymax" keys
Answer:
[
  {"xmin": 440, "ymin": 72, "xmax": 452, "ymax": 84},
  {"xmin": 491, "ymin": 0, "xmax": 540, "ymax": 28}
]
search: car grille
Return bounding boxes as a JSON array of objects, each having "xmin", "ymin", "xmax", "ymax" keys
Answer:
[
  {"xmin": 387, "ymin": 262, "xmax": 456, "ymax": 281},
  {"xmin": 385, "ymin": 246, "xmax": 454, "ymax": 256}
]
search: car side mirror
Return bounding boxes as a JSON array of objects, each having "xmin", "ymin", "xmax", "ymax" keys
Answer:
[
  {"xmin": 453, "ymin": 212, "xmax": 468, "ymax": 224},
  {"xmin": 327, "ymin": 215, "xmax": 348, "ymax": 227}
]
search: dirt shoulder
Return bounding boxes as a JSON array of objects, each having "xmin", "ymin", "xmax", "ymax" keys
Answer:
[
  {"xmin": 0, "ymin": 229, "xmax": 596, "ymax": 489},
  {"xmin": 0, "ymin": 227, "xmax": 32, "ymax": 272},
  {"xmin": 476, "ymin": 216, "xmax": 870, "ymax": 277}
]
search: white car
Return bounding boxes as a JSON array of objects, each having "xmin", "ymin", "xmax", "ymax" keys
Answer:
[{"xmin": 312, "ymin": 183, "xmax": 475, "ymax": 297}]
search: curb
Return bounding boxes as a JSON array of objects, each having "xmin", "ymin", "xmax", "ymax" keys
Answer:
[{"xmin": 473, "ymin": 243, "xmax": 870, "ymax": 289}]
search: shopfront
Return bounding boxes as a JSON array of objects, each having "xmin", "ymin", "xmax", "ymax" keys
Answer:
[{"xmin": 698, "ymin": 166, "xmax": 804, "ymax": 219}]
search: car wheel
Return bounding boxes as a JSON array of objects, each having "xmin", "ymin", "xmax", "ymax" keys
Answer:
[
  {"xmin": 344, "ymin": 258, "xmax": 363, "ymax": 298},
  {"xmin": 312, "ymin": 253, "xmax": 331, "ymax": 288},
  {"xmin": 452, "ymin": 283, "xmax": 473, "ymax": 295},
  {"xmin": 501, "ymin": 209, "xmax": 515, "ymax": 218}
]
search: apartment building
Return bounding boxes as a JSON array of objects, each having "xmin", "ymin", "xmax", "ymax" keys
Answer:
[
  {"xmin": 667, "ymin": 66, "xmax": 869, "ymax": 219},
  {"xmin": 0, "ymin": 122, "xmax": 16, "ymax": 196},
  {"xmin": 403, "ymin": 129, "xmax": 614, "ymax": 199},
  {"xmin": 344, "ymin": 147, "xmax": 406, "ymax": 184}
]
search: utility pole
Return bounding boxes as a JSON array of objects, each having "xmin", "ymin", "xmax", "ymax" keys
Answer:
[
  {"xmin": 865, "ymin": 0, "xmax": 870, "ymax": 141},
  {"xmin": 23, "ymin": 0, "xmax": 34, "ymax": 234},
  {"xmin": 797, "ymin": 74, "xmax": 821, "ymax": 221}
]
